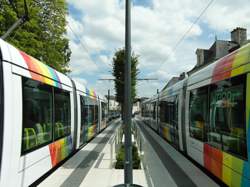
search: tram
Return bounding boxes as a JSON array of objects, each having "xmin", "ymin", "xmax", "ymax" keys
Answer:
[
  {"xmin": 0, "ymin": 39, "xmax": 108, "ymax": 186},
  {"xmin": 141, "ymin": 43, "xmax": 250, "ymax": 187}
]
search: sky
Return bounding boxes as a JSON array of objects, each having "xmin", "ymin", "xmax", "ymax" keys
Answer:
[{"xmin": 66, "ymin": 0, "xmax": 250, "ymax": 98}]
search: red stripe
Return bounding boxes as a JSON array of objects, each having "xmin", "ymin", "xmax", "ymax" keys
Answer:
[
  {"xmin": 211, "ymin": 52, "xmax": 236, "ymax": 83},
  {"xmin": 204, "ymin": 144, "xmax": 223, "ymax": 179},
  {"xmin": 20, "ymin": 51, "xmax": 44, "ymax": 82}
]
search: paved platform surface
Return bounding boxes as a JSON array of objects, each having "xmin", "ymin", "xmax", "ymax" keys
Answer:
[
  {"xmin": 39, "ymin": 118, "xmax": 219, "ymax": 187},
  {"xmin": 135, "ymin": 118, "xmax": 219, "ymax": 187},
  {"xmin": 39, "ymin": 120, "xmax": 148, "ymax": 187}
]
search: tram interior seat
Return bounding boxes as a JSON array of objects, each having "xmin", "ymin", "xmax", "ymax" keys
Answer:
[
  {"xmin": 55, "ymin": 122, "xmax": 64, "ymax": 138},
  {"xmin": 23, "ymin": 128, "xmax": 37, "ymax": 151},
  {"xmin": 43, "ymin": 123, "xmax": 52, "ymax": 141},
  {"xmin": 35, "ymin": 123, "xmax": 46, "ymax": 144}
]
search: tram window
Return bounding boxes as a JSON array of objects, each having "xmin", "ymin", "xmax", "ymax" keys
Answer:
[
  {"xmin": 173, "ymin": 98, "xmax": 178, "ymax": 128},
  {"xmin": 101, "ymin": 102, "xmax": 106, "ymax": 120},
  {"xmin": 189, "ymin": 87, "xmax": 208, "ymax": 141},
  {"xmin": 160, "ymin": 101, "xmax": 168, "ymax": 123},
  {"xmin": 153, "ymin": 102, "xmax": 156, "ymax": 119},
  {"xmin": 159, "ymin": 97, "xmax": 176, "ymax": 126},
  {"xmin": 22, "ymin": 78, "xmax": 53, "ymax": 153},
  {"xmin": 54, "ymin": 88, "xmax": 71, "ymax": 140},
  {"xmin": 168, "ymin": 101, "xmax": 175, "ymax": 126},
  {"xmin": 95, "ymin": 103, "xmax": 98, "ymax": 124},
  {"xmin": 80, "ymin": 96, "xmax": 88, "ymax": 144},
  {"xmin": 87, "ymin": 98, "xmax": 95, "ymax": 125},
  {"xmin": 209, "ymin": 75, "xmax": 247, "ymax": 159}
]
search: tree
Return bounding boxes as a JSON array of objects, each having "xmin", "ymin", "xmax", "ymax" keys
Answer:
[
  {"xmin": 0, "ymin": 0, "xmax": 71, "ymax": 73},
  {"xmin": 112, "ymin": 48, "xmax": 139, "ymax": 114}
]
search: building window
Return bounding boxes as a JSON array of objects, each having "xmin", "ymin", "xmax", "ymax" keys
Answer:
[
  {"xmin": 189, "ymin": 87, "xmax": 208, "ymax": 141},
  {"xmin": 209, "ymin": 75, "xmax": 246, "ymax": 159},
  {"xmin": 22, "ymin": 78, "xmax": 53, "ymax": 153},
  {"xmin": 54, "ymin": 88, "xmax": 71, "ymax": 140}
]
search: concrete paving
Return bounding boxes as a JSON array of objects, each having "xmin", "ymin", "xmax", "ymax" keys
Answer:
[
  {"xmin": 135, "ymin": 118, "xmax": 219, "ymax": 187},
  {"xmin": 39, "ymin": 118, "xmax": 218, "ymax": 187},
  {"xmin": 39, "ymin": 120, "xmax": 148, "ymax": 187}
]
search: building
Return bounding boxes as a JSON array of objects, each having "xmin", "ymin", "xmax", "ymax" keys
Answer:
[
  {"xmin": 105, "ymin": 95, "xmax": 120, "ymax": 112},
  {"xmin": 188, "ymin": 27, "xmax": 249, "ymax": 75},
  {"xmin": 161, "ymin": 72, "xmax": 186, "ymax": 91}
]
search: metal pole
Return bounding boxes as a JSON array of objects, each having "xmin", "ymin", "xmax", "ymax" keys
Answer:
[
  {"xmin": 124, "ymin": 0, "xmax": 133, "ymax": 185},
  {"xmin": 157, "ymin": 89, "xmax": 159, "ymax": 133},
  {"xmin": 1, "ymin": 18, "xmax": 23, "ymax": 39},
  {"xmin": 1, "ymin": 0, "xmax": 29, "ymax": 40},
  {"xmin": 108, "ymin": 89, "xmax": 110, "ymax": 121}
]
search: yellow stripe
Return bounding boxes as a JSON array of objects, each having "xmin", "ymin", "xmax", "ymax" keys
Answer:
[
  {"xmin": 231, "ymin": 45, "xmax": 250, "ymax": 77},
  {"xmin": 33, "ymin": 58, "xmax": 55, "ymax": 86}
]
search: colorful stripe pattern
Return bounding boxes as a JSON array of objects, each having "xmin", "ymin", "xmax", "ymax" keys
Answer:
[
  {"xmin": 160, "ymin": 125, "xmax": 171, "ymax": 142},
  {"xmin": 49, "ymin": 136, "xmax": 73, "ymax": 167},
  {"xmin": 212, "ymin": 44, "xmax": 250, "ymax": 83},
  {"xmin": 204, "ymin": 144, "xmax": 250, "ymax": 186},
  {"xmin": 90, "ymin": 89, "xmax": 97, "ymax": 97},
  {"xmin": 86, "ymin": 88, "xmax": 97, "ymax": 98},
  {"xmin": 205, "ymin": 44, "xmax": 250, "ymax": 186},
  {"xmin": 87, "ymin": 125, "xmax": 97, "ymax": 141},
  {"xmin": 20, "ymin": 51, "xmax": 62, "ymax": 88},
  {"xmin": 86, "ymin": 88, "xmax": 90, "ymax": 96}
]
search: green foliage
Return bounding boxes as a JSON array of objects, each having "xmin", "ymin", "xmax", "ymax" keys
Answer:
[
  {"xmin": 115, "ymin": 144, "xmax": 141, "ymax": 169},
  {"xmin": 0, "ymin": 0, "xmax": 71, "ymax": 73},
  {"xmin": 112, "ymin": 48, "xmax": 139, "ymax": 105}
]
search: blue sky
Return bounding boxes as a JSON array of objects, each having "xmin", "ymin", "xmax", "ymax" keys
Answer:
[
  {"xmin": 66, "ymin": 0, "xmax": 250, "ymax": 97},
  {"xmin": 133, "ymin": 0, "xmax": 152, "ymax": 8}
]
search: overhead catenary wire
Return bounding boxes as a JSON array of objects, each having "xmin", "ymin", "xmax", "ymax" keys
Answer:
[
  {"xmin": 67, "ymin": 20, "xmax": 110, "ymax": 73},
  {"xmin": 157, "ymin": 0, "xmax": 215, "ymax": 70},
  {"xmin": 49, "ymin": 0, "xmax": 112, "ymax": 75}
]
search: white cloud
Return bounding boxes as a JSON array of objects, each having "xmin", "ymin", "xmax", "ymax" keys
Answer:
[
  {"xmin": 67, "ymin": 0, "xmax": 250, "ymax": 97},
  {"xmin": 68, "ymin": 40, "xmax": 99, "ymax": 76},
  {"xmin": 72, "ymin": 77, "xmax": 88, "ymax": 86}
]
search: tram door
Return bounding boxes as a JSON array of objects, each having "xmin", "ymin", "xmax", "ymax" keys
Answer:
[
  {"xmin": 80, "ymin": 96, "xmax": 88, "ymax": 146},
  {"xmin": 159, "ymin": 98, "xmax": 179, "ymax": 148},
  {"xmin": 169, "ymin": 96, "xmax": 179, "ymax": 149}
]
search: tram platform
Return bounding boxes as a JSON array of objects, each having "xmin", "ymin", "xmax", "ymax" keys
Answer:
[
  {"xmin": 38, "ymin": 118, "xmax": 219, "ymax": 187},
  {"xmin": 38, "ymin": 120, "xmax": 148, "ymax": 187},
  {"xmin": 134, "ymin": 118, "xmax": 219, "ymax": 187}
]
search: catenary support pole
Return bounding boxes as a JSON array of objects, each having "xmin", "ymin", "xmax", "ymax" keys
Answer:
[
  {"xmin": 157, "ymin": 89, "xmax": 159, "ymax": 133},
  {"xmin": 124, "ymin": 0, "xmax": 133, "ymax": 185},
  {"xmin": 108, "ymin": 89, "xmax": 110, "ymax": 119},
  {"xmin": 1, "ymin": 18, "xmax": 23, "ymax": 39}
]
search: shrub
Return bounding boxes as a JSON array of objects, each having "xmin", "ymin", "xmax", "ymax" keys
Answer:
[{"xmin": 115, "ymin": 144, "xmax": 141, "ymax": 169}]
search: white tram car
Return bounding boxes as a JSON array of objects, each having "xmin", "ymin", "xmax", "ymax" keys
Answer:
[
  {"xmin": 0, "ymin": 39, "xmax": 109, "ymax": 186},
  {"xmin": 142, "ymin": 43, "xmax": 250, "ymax": 187}
]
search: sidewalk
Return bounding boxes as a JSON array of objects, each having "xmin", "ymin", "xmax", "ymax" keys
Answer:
[{"xmin": 39, "ymin": 120, "xmax": 148, "ymax": 187}]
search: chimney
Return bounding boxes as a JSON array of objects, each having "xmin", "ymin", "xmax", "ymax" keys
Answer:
[
  {"xmin": 231, "ymin": 27, "xmax": 247, "ymax": 46},
  {"xmin": 196, "ymin": 48, "xmax": 205, "ymax": 66},
  {"xmin": 179, "ymin": 72, "xmax": 186, "ymax": 80}
]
